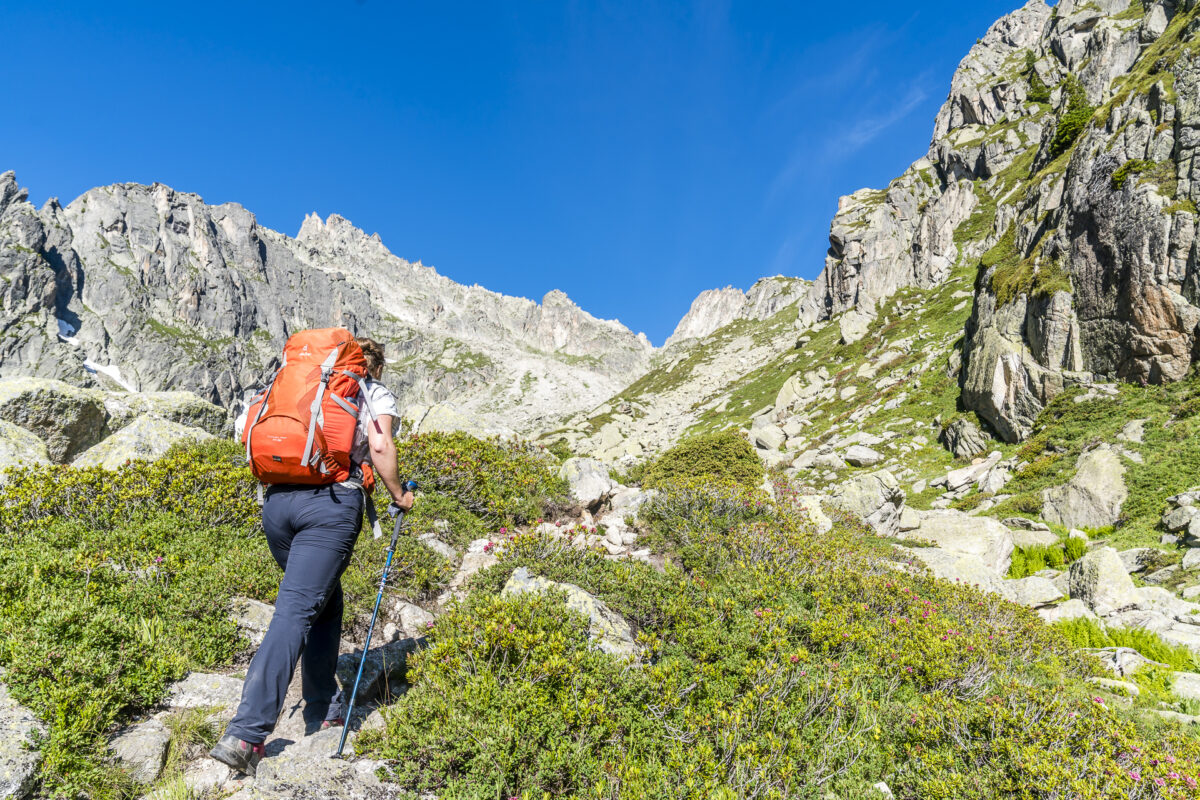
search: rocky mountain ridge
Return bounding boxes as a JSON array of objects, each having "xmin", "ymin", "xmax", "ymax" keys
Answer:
[{"xmin": 0, "ymin": 176, "xmax": 658, "ymax": 436}]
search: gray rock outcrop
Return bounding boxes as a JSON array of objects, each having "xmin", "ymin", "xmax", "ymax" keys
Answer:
[
  {"xmin": 0, "ymin": 421, "xmax": 50, "ymax": 473},
  {"xmin": 0, "ymin": 682, "xmax": 43, "ymax": 800},
  {"xmin": 908, "ymin": 510, "xmax": 1015, "ymax": 574},
  {"xmin": 71, "ymin": 415, "xmax": 212, "ymax": 470},
  {"xmin": 1042, "ymin": 445, "xmax": 1128, "ymax": 529},
  {"xmin": 828, "ymin": 470, "xmax": 905, "ymax": 535},
  {"xmin": 109, "ymin": 719, "xmax": 171, "ymax": 784},
  {"xmin": 0, "ymin": 377, "xmax": 106, "ymax": 462},
  {"xmin": 1068, "ymin": 546, "xmax": 1141, "ymax": 616},
  {"xmin": 938, "ymin": 417, "xmax": 988, "ymax": 459}
]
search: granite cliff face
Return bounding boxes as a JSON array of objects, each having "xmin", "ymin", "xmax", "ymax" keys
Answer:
[
  {"xmin": 796, "ymin": 0, "xmax": 1200, "ymax": 443},
  {"xmin": 0, "ymin": 177, "xmax": 652, "ymax": 434}
]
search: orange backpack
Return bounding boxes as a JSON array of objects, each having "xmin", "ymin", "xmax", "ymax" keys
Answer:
[{"xmin": 242, "ymin": 328, "xmax": 381, "ymax": 488}]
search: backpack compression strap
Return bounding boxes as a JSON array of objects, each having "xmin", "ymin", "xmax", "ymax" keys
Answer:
[{"xmin": 301, "ymin": 348, "xmax": 342, "ymax": 468}]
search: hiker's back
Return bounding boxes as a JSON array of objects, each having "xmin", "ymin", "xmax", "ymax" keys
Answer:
[{"xmin": 242, "ymin": 328, "xmax": 369, "ymax": 486}]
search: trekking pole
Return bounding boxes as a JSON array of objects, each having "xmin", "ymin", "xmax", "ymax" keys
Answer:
[{"xmin": 333, "ymin": 479, "xmax": 418, "ymax": 758}]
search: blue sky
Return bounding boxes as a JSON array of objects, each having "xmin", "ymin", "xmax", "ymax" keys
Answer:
[{"xmin": 0, "ymin": 0, "xmax": 1026, "ymax": 344}]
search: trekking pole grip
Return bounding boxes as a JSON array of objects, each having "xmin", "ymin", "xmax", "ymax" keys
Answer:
[{"xmin": 387, "ymin": 480, "xmax": 418, "ymax": 551}]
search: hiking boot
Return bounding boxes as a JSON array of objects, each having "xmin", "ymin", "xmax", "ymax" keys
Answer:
[
  {"xmin": 321, "ymin": 717, "xmax": 345, "ymax": 730},
  {"xmin": 209, "ymin": 734, "xmax": 265, "ymax": 776}
]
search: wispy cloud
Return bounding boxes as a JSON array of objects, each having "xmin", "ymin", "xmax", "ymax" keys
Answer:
[
  {"xmin": 823, "ymin": 80, "xmax": 928, "ymax": 160},
  {"xmin": 768, "ymin": 73, "xmax": 931, "ymax": 201}
]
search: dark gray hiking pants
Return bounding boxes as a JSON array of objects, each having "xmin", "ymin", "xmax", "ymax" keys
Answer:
[{"xmin": 227, "ymin": 484, "xmax": 363, "ymax": 744}]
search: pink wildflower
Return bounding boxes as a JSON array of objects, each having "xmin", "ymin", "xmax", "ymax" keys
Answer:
[{"xmin": 1130, "ymin": 771, "xmax": 1141, "ymax": 782}]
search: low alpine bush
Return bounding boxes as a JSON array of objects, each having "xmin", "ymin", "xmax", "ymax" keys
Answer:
[
  {"xmin": 395, "ymin": 431, "xmax": 568, "ymax": 526},
  {"xmin": 638, "ymin": 430, "xmax": 764, "ymax": 490}
]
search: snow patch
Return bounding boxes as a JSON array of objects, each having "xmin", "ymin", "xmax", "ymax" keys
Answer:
[
  {"xmin": 83, "ymin": 359, "xmax": 135, "ymax": 391},
  {"xmin": 56, "ymin": 319, "xmax": 80, "ymax": 346}
]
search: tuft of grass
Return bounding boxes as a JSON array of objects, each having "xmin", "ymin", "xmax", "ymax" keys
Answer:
[{"xmin": 1055, "ymin": 617, "xmax": 1200, "ymax": 672}]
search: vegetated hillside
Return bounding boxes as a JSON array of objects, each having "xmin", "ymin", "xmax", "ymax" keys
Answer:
[
  {"xmin": 0, "ymin": 176, "xmax": 652, "ymax": 436},
  {"xmin": 3, "ymin": 436, "xmax": 1200, "ymax": 800}
]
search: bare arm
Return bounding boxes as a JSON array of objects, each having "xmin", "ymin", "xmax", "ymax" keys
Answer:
[{"xmin": 368, "ymin": 414, "xmax": 414, "ymax": 511}]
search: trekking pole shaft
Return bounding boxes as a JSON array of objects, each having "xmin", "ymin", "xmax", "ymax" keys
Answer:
[{"xmin": 335, "ymin": 511, "xmax": 403, "ymax": 757}]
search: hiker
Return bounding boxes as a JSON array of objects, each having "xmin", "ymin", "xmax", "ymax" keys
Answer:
[{"xmin": 209, "ymin": 332, "xmax": 414, "ymax": 776}]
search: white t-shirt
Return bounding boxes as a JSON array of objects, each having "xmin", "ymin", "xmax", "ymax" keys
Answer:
[
  {"xmin": 351, "ymin": 378, "xmax": 400, "ymax": 467},
  {"xmin": 235, "ymin": 377, "xmax": 400, "ymax": 470}
]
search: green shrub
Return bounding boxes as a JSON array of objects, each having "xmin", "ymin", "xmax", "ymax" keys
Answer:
[
  {"xmin": 1064, "ymin": 536, "xmax": 1087, "ymax": 561},
  {"xmin": 1112, "ymin": 158, "xmax": 1156, "ymax": 189},
  {"xmin": 1008, "ymin": 543, "xmax": 1079, "ymax": 578},
  {"xmin": 395, "ymin": 431, "xmax": 568, "ymax": 526},
  {"xmin": 398, "ymin": 491, "xmax": 489, "ymax": 553},
  {"xmin": 358, "ymin": 476, "xmax": 1200, "ymax": 800},
  {"xmin": 0, "ymin": 439, "xmax": 259, "ymax": 535},
  {"xmin": 636, "ymin": 477, "xmax": 773, "ymax": 553},
  {"xmin": 639, "ymin": 430, "xmax": 763, "ymax": 490},
  {"xmin": 1047, "ymin": 75, "xmax": 1095, "ymax": 161},
  {"xmin": 0, "ymin": 513, "xmax": 278, "ymax": 797},
  {"xmin": 1025, "ymin": 50, "xmax": 1051, "ymax": 104},
  {"xmin": 1054, "ymin": 618, "xmax": 1200, "ymax": 671}
]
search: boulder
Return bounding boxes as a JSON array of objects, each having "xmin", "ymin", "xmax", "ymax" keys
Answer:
[
  {"xmin": 229, "ymin": 596, "xmax": 274, "ymax": 647},
  {"xmin": 1094, "ymin": 647, "xmax": 1158, "ymax": 677},
  {"xmin": 1068, "ymin": 547, "xmax": 1141, "ymax": 616},
  {"xmin": 165, "ymin": 672, "xmax": 244, "ymax": 716},
  {"xmin": 336, "ymin": 638, "xmax": 419, "ymax": 704},
  {"xmin": 393, "ymin": 600, "xmax": 435, "ymax": 638},
  {"xmin": 1145, "ymin": 565, "xmax": 1181, "ymax": 585},
  {"xmin": 109, "ymin": 719, "xmax": 171, "ymax": 783},
  {"xmin": 1184, "ymin": 549, "xmax": 1200, "ymax": 571},
  {"xmin": 1164, "ymin": 505, "xmax": 1199, "ymax": 531},
  {"xmin": 559, "ymin": 458, "xmax": 617, "ymax": 509},
  {"xmin": 0, "ymin": 682, "xmax": 43, "ymax": 800},
  {"xmin": 1003, "ymin": 517, "xmax": 1052, "ymax": 531},
  {"xmin": 71, "ymin": 415, "xmax": 212, "ymax": 470},
  {"xmin": 828, "ymin": 470, "xmax": 905, "ymax": 536},
  {"xmin": 902, "ymin": 547, "xmax": 1007, "ymax": 597},
  {"xmin": 751, "ymin": 418, "xmax": 786, "ymax": 451},
  {"xmin": 0, "ymin": 377, "xmax": 107, "ymax": 462},
  {"xmin": 1003, "ymin": 576, "xmax": 1064, "ymax": 607},
  {"xmin": 1010, "ymin": 528, "xmax": 1059, "ymax": 549},
  {"xmin": 814, "ymin": 451, "xmax": 848, "ymax": 470},
  {"xmin": 437, "ymin": 538, "xmax": 499, "ymax": 606},
  {"xmin": 102, "ymin": 390, "xmax": 227, "ymax": 436},
  {"xmin": 844, "ymin": 445, "xmax": 884, "ymax": 467},
  {"xmin": 502, "ymin": 567, "xmax": 638, "ymax": 658},
  {"xmin": 1174, "ymin": 672, "xmax": 1200, "ymax": 702},
  {"xmin": 793, "ymin": 495, "xmax": 833, "ymax": 534},
  {"xmin": 0, "ymin": 420, "xmax": 51, "ymax": 474},
  {"xmin": 934, "ymin": 451, "xmax": 1002, "ymax": 492},
  {"xmin": 910, "ymin": 510, "xmax": 1014, "ymax": 574},
  {"xmin": 938, "ymin": 418, "xmax": 988, "ymax": 459},
  {"xmin": 839, "ymin": 310, "xmax": 872, "ymax": 345},
  {"xmin": 417, "ymin": 532, "xmax": 457, "ymax": 561},
  {"xmin": 1037, "ymin": 599, "xmax": 1097, "ymax": 624},
  {"xmin": 251, "ymin": 726, "xmax": 388, "ymax": 799},
  {"xmin": 1042, "ymin": 445, "xmax": 1127, "ymax": 530},
  {"xmin": 1117, "ymin": 419, "xmax": 1146, "ymax": 444},
  {"xmin": 1118, "ymin": 548, "xmax": 1161, "ymax": 574}
]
